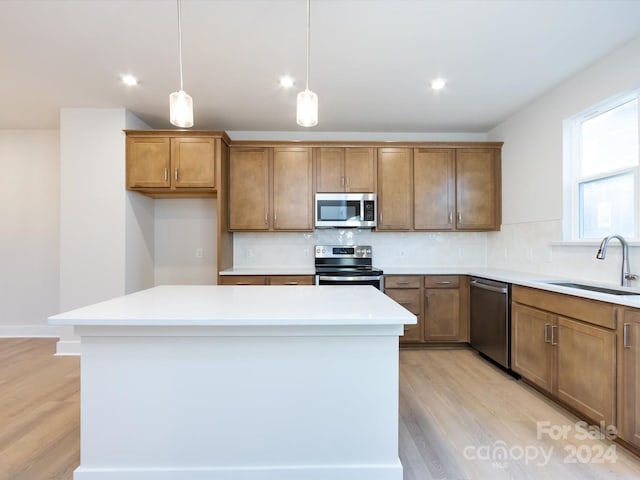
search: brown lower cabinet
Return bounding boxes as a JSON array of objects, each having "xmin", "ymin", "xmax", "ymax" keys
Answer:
[
  {"xmin": 512, "ymin": 286, "xmax": 616, "ymax": 427},
  {"xmin": 219, "ymin": 275, "xmax": 314, "ymax": 286},
  {"xmin": 385, "ymin": 275, "xmax": 468, "ymax": 344},
  {"xmin": 619, "ymin": 309, "xmax": 640, "ymax": 450}
]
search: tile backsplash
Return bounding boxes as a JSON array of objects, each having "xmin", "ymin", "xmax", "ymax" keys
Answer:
[{"xmin": 233, "ymin": 230, "xmax": 488, "ymax": 269}]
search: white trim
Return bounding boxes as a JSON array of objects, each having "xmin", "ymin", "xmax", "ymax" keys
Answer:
[
  {"xmin": 55, "ymin": 338, "xmax": 81, "ymax": 356},
  {"xmin": 0, "ymin": 324, "xmax": 71, "ymax": 338}
]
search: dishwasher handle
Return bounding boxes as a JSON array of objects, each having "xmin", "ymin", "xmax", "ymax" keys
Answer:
[{"xmin": 470, "ymin": 280, "xmax": 508, "ymax": 294}]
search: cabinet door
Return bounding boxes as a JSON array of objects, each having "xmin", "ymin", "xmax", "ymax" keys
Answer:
[
  {"xmin": 316, "ymin": 148, "xmax": 344, "ymax": 192},
  {"xmin": 556, "ymin": 316, "xmax": 616, "ymax": 426},
  {"xmin": 272, "ymin": 147, "xmax": 313, "ymax": 231},
  {"xmin": 455, "ymin": 148, "xmax": 500, "ymax": 230},
  {"xmin": 126, "ymin": 137, "xmax": 171, "ymax": 188},
  {"xmin": 511, "ymin": 303, "xmax": 554, "ymax": 393},
  {"xmin": 414, "ymin": 149, "xmax": 455, "ymax": 230},
  {"xmin": 171, "ymin": 137, "xmax": 215, "ymax": 188},
  {"xmin": 424, "ymin": 288, "xmax": 461, "ymax": 342},
  {"xmin": 385, "ymin": 288, "xmax": 422, "ymax": 343},
  {"xmin": 344, "ymin": 148, "xmax": 376, "ymax": 192},
  {"xmin": 621, "ymin": 311, "xmax": 640, "ymax": 447},
  {"xmin": 377, "ymin": 148, "xmax": 412, "ymax": 230},
  {"xmin": 229, "ymin": 148, "xmax": 270, "ymax": 230}
]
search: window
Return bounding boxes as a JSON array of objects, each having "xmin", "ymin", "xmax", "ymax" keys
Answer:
[{"xmin": 565, "ymin": 90, "xmax": 639, "ymax": 240}]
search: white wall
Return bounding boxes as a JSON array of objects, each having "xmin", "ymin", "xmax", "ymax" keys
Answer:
[
  {"xmin": 487, "ymin": 36, "xmax": 640, "ymax": 284},
  {"xmin": 0, "ymin": 130, "xmax": 60, "ymax": 335},
  {"xmin": 154, "ymin": 198, "xmax": 218, "ymax": 285}
]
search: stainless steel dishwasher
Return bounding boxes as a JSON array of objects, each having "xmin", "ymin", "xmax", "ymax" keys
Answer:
[{"xmin": 470, "ymin": 277, "xmax": 511, "ymax": 370}]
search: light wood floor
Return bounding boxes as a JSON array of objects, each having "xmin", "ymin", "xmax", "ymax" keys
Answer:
[
  {"xmin": 0, "ymin": 339, "xmax": 79, "ymax": 480},
  {"xmin": 2, "ymin": 339, "xmax": 640, "ymax": 480}
]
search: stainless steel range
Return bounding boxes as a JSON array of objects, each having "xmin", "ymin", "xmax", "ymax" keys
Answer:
[{"xmin": 314, "ymin": 245, "xmax": 384, "ymax": 290}]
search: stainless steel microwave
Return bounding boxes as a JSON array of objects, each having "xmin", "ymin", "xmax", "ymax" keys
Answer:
[{"xmin": 315, "ymin": 193, "xmax": 377, "ymax": 228}]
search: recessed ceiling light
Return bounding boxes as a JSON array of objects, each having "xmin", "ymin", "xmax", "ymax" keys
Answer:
[
  {"xmin": 279, "ymin": 75, "xmax": 294, "ymax": 88},
  {"xmin": 430, "ymin": 78, "xmax": 447, "ymax": 90},
  {"xmin": 121, "ymin": 75, "xmax": 138, "ymax": 86}
]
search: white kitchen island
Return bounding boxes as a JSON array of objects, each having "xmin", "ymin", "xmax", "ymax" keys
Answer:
[{"xmin": 49, "ymin": 285, "xmax": 416, "ymax": 480}]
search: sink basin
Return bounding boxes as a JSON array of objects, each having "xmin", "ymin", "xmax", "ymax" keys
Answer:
[{"xmin": 544, "ymin": 281, "xmax": 640, "ymax": 296}]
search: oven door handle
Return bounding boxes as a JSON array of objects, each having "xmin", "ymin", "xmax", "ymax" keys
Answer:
[{"xmin": 319, "ymin": 275, "xmax": 383, "ymax": 282}]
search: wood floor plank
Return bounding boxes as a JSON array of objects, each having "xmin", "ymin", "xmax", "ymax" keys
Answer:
[
  {"xmin": 399, "ymin": 348, "xmax": 640, "ymax": 479},
  {"xmin": 2, "ymin": 339, "xmax": 640, "ymax": 479}
]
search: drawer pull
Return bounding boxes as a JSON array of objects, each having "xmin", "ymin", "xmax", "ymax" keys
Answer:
[
  {"xmin": 551, "ymin": 325, "xmax": 558, "ymax": 346},
  {"xmin": 398, "ymin": 301, "xmax": 411, "ymax": 305},
  {"xmin": 624, "ymin": 323, "xmax": 631, "ymax": 348},
  {"xmin": 284, "ymin": 282, "xmax": 298, "ymax": 285},
  {"xmin": 544, "ymin": 323, "xmax": 550, "ymax": 343},
  {"xmin": 397, "ymin": 281, "xmax": 410, "ymax": 285},
  {"xmin": 435, "ymin": 281, "xmax": 451, "ymax": 284},
  {"xmin": 236, "ymin": 282, "xmax": 250, "ymax": 286}
]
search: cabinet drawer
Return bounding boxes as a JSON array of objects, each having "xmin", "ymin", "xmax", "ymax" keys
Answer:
[
  {"xmin": 385, "ymin": 275, "xmax": 421, "ymax": 289},
  {"xmin": 269, "ymin": 275, "xmax": 315, "ymax": 286},
  {"xmin": 424, "ymin": 275, "xmax": 460, "ymax": 288},
  {"xmin": 385, "ymin": 289, "xmax": 420, "ymax": 315},
  {"xmin": 219, "ymin": 275, "xmax": 268, "ymax": 286},
  {"xmin": 512, "ymin": 285, "xmax": 616, "ymax": 330}
]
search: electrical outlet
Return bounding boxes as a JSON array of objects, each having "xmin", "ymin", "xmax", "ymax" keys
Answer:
[
  {"xmin": 195, "ymin": 248, "xmax": 204, "ymax": 258},
  {"xmin": 303, "ymin": 248, "xmax": 310, "ymax": 258},
  {"xmin": 247, "ymin": 248, "xmax": 254, "ymax": 258}
]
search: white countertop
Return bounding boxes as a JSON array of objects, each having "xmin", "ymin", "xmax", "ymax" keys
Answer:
[
  {"xmin": 48, "ymin": 285, "xmax": 417, "ymax": 327},
  {"xmin": 388, "ymin": 267, "xmax": 640, "ymax": 308},
  {"xmin": 219, "ymin": 267, "xmax": 315, "ymax": 276},
  {"xmin": 222, "ymin": 265, "xmax": 640, "ymax": 308}
]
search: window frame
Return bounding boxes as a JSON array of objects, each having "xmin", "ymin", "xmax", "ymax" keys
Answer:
[{"xmin": 563, "ymin": 88, "xmax": 640, "ymax": 241}]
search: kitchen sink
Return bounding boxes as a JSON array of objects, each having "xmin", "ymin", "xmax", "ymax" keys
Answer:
[{"xmin": 544, "ymin": 281, "xmax": 640, "ymax": 296}]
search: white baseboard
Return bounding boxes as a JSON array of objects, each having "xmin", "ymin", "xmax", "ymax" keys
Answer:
[
  {"xmin": 0, "ymin": 325, "xmax": 80, "ymax": 355},
  {"xmin": 0, "ymin": 324, "xmax": 70, "ymax": 338},
  {"xmin": 55, "ymin": 338, "xmax": 81, "ymax": 356}
]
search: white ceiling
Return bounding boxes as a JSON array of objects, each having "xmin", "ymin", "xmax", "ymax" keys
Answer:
[{"xmin": 2, "ymin": 0, "xmax": 640, "ymax": 132}]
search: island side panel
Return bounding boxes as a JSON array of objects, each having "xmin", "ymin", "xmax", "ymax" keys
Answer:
[{"xmin": 75, "ymin": 329, "xmax": 403, "ymax": 480}]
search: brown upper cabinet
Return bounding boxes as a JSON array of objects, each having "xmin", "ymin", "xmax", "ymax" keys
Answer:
[
  {"xmin": 229, "ymin": 146, "xmax": 313, "ymax": 231},
  {"xmin": 315, "ymin": 147, "xmax": 376, "ymax": 192},
  {"xmin": 377, "ymin": 148, "xmax": 413, "ymax": 230},
  {"xmin": 377, "ymin": 146, "xmax": 501, "ymax": 231},
  {"xmin": 126, "ymin": 130, "xmax": 225, "ymax": 197},
  {"xmin": 455, "ymin": 148, "xmax": 501, "ymax": 231},
  {"xmin": 414, "ymin": 148, "xmax": 455, "ymax": 230}
]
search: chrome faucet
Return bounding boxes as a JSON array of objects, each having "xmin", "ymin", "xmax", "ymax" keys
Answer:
[{"xmin": 596, "ymin": 234, "xmax": 638, "ymax": 287}]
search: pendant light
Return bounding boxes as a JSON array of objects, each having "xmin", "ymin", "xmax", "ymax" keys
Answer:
[
  {"xmin": 169, "ymin": 0, "xmax": 193, "ymax": 128},
  {"xmin": 296, "ymin": 0, "xmax": 318, "ymax": 127}
]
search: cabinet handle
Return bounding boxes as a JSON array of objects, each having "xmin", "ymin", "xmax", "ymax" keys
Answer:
[
  {"xmin": 236, "ymin": 282, "xmax": 250, "ymax": 286},
  {"xmin": 174, "ymin": 168, "xmax": 179, "ymax": 182},
  {"xmin": 544, "ymin": 323, "xmax": 550, "ymax": 343},
  {"xmin": 551, "ymin": 324, "xmax": 558, "ymax": 345},
  {"xmin": 264, "ymin": 213, "xmax": 268, "ymax": 225},
  {"xmin": 448, "ymin": 212, "xmax": 453, "ymax": 224},
  {"xmin": 379, "ymin": 213, "xmax": 383, "ymax": 224},
  {"xmin": 624, "ymin": 323, "xmax": 631, "ymax": 348},
  {"xmin": 346, "ymin": 176, "xmax": 350, "ymax": 187},
  {"xmin": 164, "ymin": 167, "xmax": 168, "ymax": 182},
  {"xmin": 340, "ymin": 176, "xmax": 345, "ymax": 187},
  {"xmin": 284, "ymin": 282, "xmax": 298, "ymax": 285},
  {"xmin": 457, "ymin": 212, "xmax": 462, "ymax": 223},
  {"xmin": 398, "ymin": 301, "xmax": 411, "ymax": 305},
  {"xmin": 425, "ymin": 295, "xmax": 429, "ymax": 306},
  {"xmin": 397, "ymin": 281, "xmax": 410, "ymax": 285},
  {"xmin": 435, "ymin": 281, "xmax": 451, "ymax": 285}
]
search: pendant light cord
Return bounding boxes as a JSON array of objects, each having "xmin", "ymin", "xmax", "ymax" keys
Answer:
[
  {"xmin": 305, "ymin": 0, "xmax": 310, "ymax": 91},
  {"xmin": 177, "ymin": 0, "xmax": 185, "ymax": 91}
]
